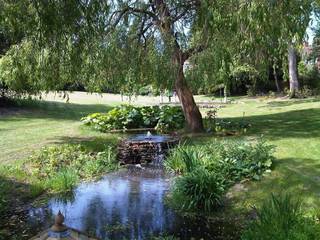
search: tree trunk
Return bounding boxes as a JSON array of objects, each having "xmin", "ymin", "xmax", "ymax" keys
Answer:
[
  {"xmin": 288, "ymin": 44, "xmax": 299, "ymax": 98},
  {"xmin": 175, "ymin": 74, "xmax": 204, "ymax": 132},
  {"xmin": 153, "ymin": 0, "xmax": 204, "ymax": 132},
  {"xmin": 175, "ymin": 61, "xmax": 204, "ymax": 132}
]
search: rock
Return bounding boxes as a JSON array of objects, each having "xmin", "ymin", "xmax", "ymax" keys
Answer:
[{"xmin": 117, "ymin": 137, "xmax": 179, "ymax": 165}]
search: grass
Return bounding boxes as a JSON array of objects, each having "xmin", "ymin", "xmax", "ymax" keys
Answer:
[
  {"xmin": 202, "ymin": 96, "xmax": 320, "ymax": 214},
  {"xmin": 0, "ymin": 92, "xmax": 320, "ymax": 218}
]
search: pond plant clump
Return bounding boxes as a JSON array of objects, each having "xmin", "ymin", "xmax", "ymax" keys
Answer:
[
  {"xmin": 241, "ymin": 194, "xmax": 320, "ymax": 240},
  {"xmin": 165, "ymin": 139, "xmax": 275, "ymax": 213},
  {"xmin": 81, "ymin": 105, "xmax": 185, "ymax": 132},
  {"xmin": 28, "ymin": 144, "xmax": 119, "ymax": 192}
]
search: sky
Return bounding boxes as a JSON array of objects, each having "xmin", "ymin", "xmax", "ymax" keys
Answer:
[{"xmin": 306, "ymin": 13, "xmax": 318, "ymax": 44}]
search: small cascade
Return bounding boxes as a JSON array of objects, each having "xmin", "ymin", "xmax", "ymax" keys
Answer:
[
  {"xmin": 151, "ymin": 143, "xmax": 165, "ymax": 166},
  {"xmin": 117, "ymin": 133, "xmax": 179, "ymax": 165}
]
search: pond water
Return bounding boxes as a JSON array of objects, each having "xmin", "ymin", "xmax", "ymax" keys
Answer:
[
  {"xmin": 128, "ymin": 134, "xmax": 174, "ymax": 143},
  {"xmin": 27, "ymin": 167, "xmax": 239, "ymax": 239}
]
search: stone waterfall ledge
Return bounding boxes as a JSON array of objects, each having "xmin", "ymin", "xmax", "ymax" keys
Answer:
[{"xmin": 117, "ymin": 138, "xmax": 179, "ymax": 165}]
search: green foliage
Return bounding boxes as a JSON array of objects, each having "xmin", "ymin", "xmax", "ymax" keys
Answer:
[
  {"xmin": 214, "ymin": 119, "xmax": 251, "ymax": 135},
  {"xmin": 173, "ymin": 168, "xmax": 227, "ymax": 212},
  {"xmin": 166, "ymin": 139, "xmax": 274, "ymax": 180},
  {"xmin": 29, "ymin": 144, "xmax": 118, "ymax": 192},
  {"xmin": 1, "ymin": 0, "xmax": 314, "ymax": 100},
  {"xmin": 217, "ymin": 139, "xmax": 274, "ymax": 181},
  {"xmin": 140, "ymin": 106, "xmax": 161, "ymax": 127},
  {"xmin": 298, "ymin": 61, "xmax": 320, "ymax": 96},
  {"xmin": 206, "ymin": 108, "xmax": 251, "ymax": 135},
  {"xmin": 166, "ymin": 139, "xmax": 275, "ymax": 212},
  {"xmin": 242, "ymin": 194, "xmax": 320, "ymax": 240},
  {"xmin": 45, "ymin": 169, "xmax": 79, "ymax": 192},
  {"xmin": 155, "ymin": 106, "xmax": 185, "ymax": 132},
  {"xmin": 82, "ymin": 105, "xmax": 184, "ymax": 132}
]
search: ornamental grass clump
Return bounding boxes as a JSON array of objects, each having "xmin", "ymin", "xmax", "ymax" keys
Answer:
[
  {"xmin": 172, "ymin": 167, "xmax": 227, "ymax": 212},
  {"xmin": 242, "ymin": 194, "xmax": 320, "ymax": 240}
]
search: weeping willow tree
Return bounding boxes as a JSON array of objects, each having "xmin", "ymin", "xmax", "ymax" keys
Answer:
[{"xmin": 0, "ymin": 0, "xmax": 315, "ymax": 131}]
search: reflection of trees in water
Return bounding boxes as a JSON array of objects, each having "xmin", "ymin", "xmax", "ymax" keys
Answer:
[{"xmin": 30, "ymin": 174, "xmax": 177, "ymax": 239}]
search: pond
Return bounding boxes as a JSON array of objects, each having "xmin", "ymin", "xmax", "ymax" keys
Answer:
[{"xmin": 27, "ymin": 166, "xmax": 238, "ymax": 239}]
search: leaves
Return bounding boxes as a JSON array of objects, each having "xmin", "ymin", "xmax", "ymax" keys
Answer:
[{"xmin": 81, "ymin": 105, "xmax": 185, "ymax": 132}]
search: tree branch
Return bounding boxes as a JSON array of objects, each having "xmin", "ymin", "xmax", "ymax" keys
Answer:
[{"xmin": 183, "ymin": 45, "xmax": 206, "ymax": 60}]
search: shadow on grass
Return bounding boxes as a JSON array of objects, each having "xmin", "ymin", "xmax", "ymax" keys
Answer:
[
  {"xmin": 0, "ymin": 99, "xmax": 112, "ymax": 121},
  {"xmin": 223, "ymin": 108, "xmax": 320, "ymax": 139},
  {"xmin": 52, "ymin": 135, "xmax": 122, "ymax": 152},
  {"xmin": 233, "ymin": 157, "xmax": 320, "ymax": 211},
  {"xmin": 261, "ymin": 98, "xmax": 320, "ymax": 108}
]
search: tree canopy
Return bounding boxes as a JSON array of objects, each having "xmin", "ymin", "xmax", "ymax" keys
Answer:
[{"xmin": 0, "ymin": 0, "xmax": 317, "ymax": 131}]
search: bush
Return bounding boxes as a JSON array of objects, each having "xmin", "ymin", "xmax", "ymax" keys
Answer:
[
  {"xmin": 155, "ymin": 105, "xmax": 185, "ymax": 132},
  {"xmin": 140, "ymin": 106, "xmax": 161, "ymax": 127},
  {"xmin": 217, "ymin": 139, "xmax": 274, "ymax": 181},
  {"xmin": 166, "ymin": 138, "xmax": 275, "ymax": 213},
  {"xmin": 242, "ymin": 194, "xmax": 320, "ymax": 240},
  {"xmin": 166, "ymin": 139, "xmax": 274, "ymax": 181},
  {"xmin": 81, "ymin": 105, "xmax": 185, "ymax": 132}
]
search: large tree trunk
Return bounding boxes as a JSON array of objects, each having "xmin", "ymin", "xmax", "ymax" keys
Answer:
[
  {"xmin": 175, "ymin": 62, "xmax": 204, "ymax": 132},
  {"xmin": 154, "ymin": 0, "xmax": 204, "ymax": 132},
  {"xmin": 288, "ymin": 44, "xmax": 299, "ymax": 98}
]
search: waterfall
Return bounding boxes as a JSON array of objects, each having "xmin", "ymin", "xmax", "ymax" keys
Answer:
[{"xmin": 152, "ymin": 143, "xmax": 165, "ymax": 166}]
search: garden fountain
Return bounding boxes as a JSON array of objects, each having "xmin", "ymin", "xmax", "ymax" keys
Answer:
[
  {"xmin": 26, "ymin": 132, "xmax": 238, "ymax": 239},
  {"xmin": 117, "ymin": 131, "xmax": 179, "ymax": 165}
]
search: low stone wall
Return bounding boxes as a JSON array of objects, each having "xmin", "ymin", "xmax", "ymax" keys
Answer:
[{"xmin": 117, "ymin": 138, "xmax": 179, "ymax": 165}]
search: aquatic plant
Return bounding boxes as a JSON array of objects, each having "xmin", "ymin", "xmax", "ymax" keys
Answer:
[
  {"xmin": 242, "ymin": 194, "xmax": 320, "ymax": 240},
  {"xmin": 166, "ymin": 138, "xmax": 275, "ymax": 212},
  {"xmin": 28, "ymin": 144, "xmax": 118, "ymax": 192},
  {"xmin": 173, "ymin": 167, "xmax": 227, "ymax": 212}
]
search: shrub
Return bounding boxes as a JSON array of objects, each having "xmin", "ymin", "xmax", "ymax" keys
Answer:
[
  {"xmin": 166, "ymin": 139, "xmax": 274, "ymax": 181},
  {"xmin": 155, "ymin": 105, "xmax": 185, "ymax": 132},
  {"xmin": 242, "ymin": 194, "xmax": 320, "ymax": 240},
  {"xmin": 166, "ymin": 138, "xmax": 275, "ymax": 213},
  {"xmin": 140, "ymin": 106, "xmax": 161, "ymax": 127},
  {"xmin": 217, "ymin": 139, "xmax": 274, "ymax": 181},
  {"xmin": 165, "ymin": 144, "xmax": 214, "ymax": 174},
  {"xmin": 214, "ymin": 119, "xmax": 251, "ymax": 134},
  {"xmin": 81, "ymin": 105, "xmax": 185, "ymax": 132}
]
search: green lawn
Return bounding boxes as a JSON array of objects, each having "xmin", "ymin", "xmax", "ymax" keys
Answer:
[
  {"xmin": 1, "ymin": 92, "xmax": 320, "ymax": 214},
  {"xmin": 209, "ymin": 97, "xmax": 320, "ymax": 213}
]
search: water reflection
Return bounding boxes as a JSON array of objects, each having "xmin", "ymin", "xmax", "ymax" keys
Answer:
[{"xmin": 28, "ymin": 167, "xmax": 238, "ymax": 239}]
